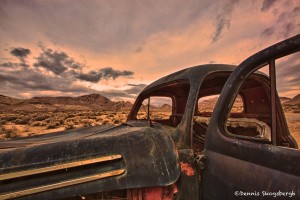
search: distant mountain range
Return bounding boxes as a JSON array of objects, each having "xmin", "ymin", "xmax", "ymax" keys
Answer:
[
  {"xmin": 0, "ymin": 94, "xmax": 133, "ymax": 112},
  {"xmin": 198, "ymin": 94, "xmax": 300, "ymax": 105},
  {"xmin": 0, "ymin": 93, "xmax": 299, "ymax": 112},
  {"xmin": 280, "ymin": 97, "xmax": 291, "ymax": 103},
  {"xmin": 283, "ymin": 94, "xmax": 300, "ymax": 104}
]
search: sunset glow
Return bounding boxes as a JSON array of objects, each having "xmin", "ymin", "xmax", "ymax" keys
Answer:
[{"xmin": 0, "ymin": 0, "xmax": 299, "ymax": 101}]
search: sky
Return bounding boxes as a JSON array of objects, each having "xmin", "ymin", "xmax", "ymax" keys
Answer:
[{"xmin": 0, "ymin": 0, "xmax": 299, "ymax": 101}]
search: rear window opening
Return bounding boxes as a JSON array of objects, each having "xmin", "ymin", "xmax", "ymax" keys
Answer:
[
  {"xmin": 192, "ymin": 72, "xmax": 273, "ymax": 153},
  {"xmin": 198, "ymin": 94, "xmax": 243, "ymax": 115}
]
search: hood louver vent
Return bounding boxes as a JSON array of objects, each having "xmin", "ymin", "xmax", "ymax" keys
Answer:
[{"xmin": 0, "ymin": 154, "xmax": 125, "ymax": 200}]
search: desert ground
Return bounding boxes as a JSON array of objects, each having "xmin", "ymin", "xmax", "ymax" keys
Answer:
[
  {"xmin": 0, "ymin": 93, "xmax": 299, "ymax": 147},
  {"xmin": 0, "ymin": 109, "xmax": 299, "ymax": 147},
  {"xmin": 0, "ymin": 110, "xmax": 128, "ymax": 140},
  {"xmin": 284, "ymin": 112, "xmax": 300, "ymax": 146}
]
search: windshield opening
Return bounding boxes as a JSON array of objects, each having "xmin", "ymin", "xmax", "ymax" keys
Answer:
[{"xmin": 132, "ymin": 80, "xmax": 190, "ymax": 127}]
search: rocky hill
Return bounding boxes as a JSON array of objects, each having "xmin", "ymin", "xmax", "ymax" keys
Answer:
[
  {"xmin": 0, "ymin": 94, "xmax": 23, "ymax": 105},
  {"xmin": 160, "ymin": 104, "xmax": 172, "ymax": 111},
  {"xmin": 0, "ymin": 93, "xmax": 132, "ymax": 112},
  {"xmin": 284, "ymin": 94, "xmax": 300, "ymax": 104},
  {"xmin": 280, "ymin": 97, "xmax": 291, "ymax": 103}
]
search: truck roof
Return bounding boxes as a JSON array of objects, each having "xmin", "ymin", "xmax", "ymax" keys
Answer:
[{"xmin": 141, "ymin": 64, "xmax": 236, "ymax": 93}]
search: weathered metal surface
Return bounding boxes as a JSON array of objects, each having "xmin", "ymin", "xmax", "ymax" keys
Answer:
[
  {"xmin": 176, "ymin": 149, "xmax": 199, "ymax": 200},
  {"xmin": 0, "ymin": 124, "xmax": 115, "ymax": 149},
  {"xmin": 0, "ymin": 125, "xmax": 180, "ymax": 199},
  {"xmin": 127, "ymin": 65, "xmax": 236, "ymax": 148},
  {"xmin": 201, "ymin": 150, "xmax": 300, "ymax": 199},
  {"xmin": 0, "ymin": 169, "xmax": 125, "ymax": 200},
  {"xmin": 0, "ymin": 154, "xmax": 122, "ymax": 181},
  {"xmin": 201, "ymin": 34, "xmax": 300, "ymax": 199},
  {"xmin": 180, "ymin": 162, "xmax": 195, "ymax": 176}
]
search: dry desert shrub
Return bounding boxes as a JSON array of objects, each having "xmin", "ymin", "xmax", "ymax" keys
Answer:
[
  {"xmin": 0, "ymin": 125, "xmax": 19, "ymax": 139},
  {"xmin": 47, "ymin": 121, "xmax": 60, "ymax": 129},
  {"xmin": 0, "ymin": 110, "xmax": 128, "ymax": 140},
  {"xmin": 97, "ymin": 117, "xmax": 104, "ymax": 122},
  {"xmin": 31, "ymin": 121, "xmax": 42, "ymax": 126},
  {"xmin": 113, "ymin": 119, "xmax": 120, "ymax": 124},
  {"xmin": 102, "ymin": 119, "xmax": 110, "ymax": 125},
  {"xmin": 64, "ymin": 122, "xmax": 75, "ymax": 130},
  {"xmin": 47, "ymin": 124, "xmax": 57, "ymax": 129},
  {"xmin": 283, "ymin": 104, "xmax": 300, "ymax": 113},
  {"xmin": 88, "ymin": 115, "xmax": 97, "ymax": 119},
  {"xmin": 14, "ymin": 117, "xmax": 30, "ymax": 125},
  {"xmin": 2, "ymin": 115, "xmax": 18, "ymax": 122},
  {"xmin": 81, "ymin": 119, "xmax": 93, "ymax": 127},
  {"xmin": 35, "ymin": 115, "xmax": 50, "ymax": 121}
]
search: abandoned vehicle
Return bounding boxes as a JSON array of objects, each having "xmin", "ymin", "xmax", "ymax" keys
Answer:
[{"xmin": 0, "ymin": 35, "xmax": 299, "ymax": 199}]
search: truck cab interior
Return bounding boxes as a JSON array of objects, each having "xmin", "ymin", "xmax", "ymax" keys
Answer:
[{"xmin": 193, "ymin": 71, "xmax": 273, "ymax": 153}]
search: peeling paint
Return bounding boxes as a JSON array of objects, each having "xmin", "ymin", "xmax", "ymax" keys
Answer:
[{"xmin": 180, "ymin": 162, "xmax": 195, "ymax": 176}]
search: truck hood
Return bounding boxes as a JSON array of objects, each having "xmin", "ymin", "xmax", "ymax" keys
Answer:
[{"xmin": 0, "ymin": 123, "xmax": 180, "ymax": 200}]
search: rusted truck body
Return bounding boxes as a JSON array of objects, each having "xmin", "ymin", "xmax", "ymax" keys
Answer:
[{"xmin": 0, "ymin": 35, "xmax": 299, "ymax": 199}]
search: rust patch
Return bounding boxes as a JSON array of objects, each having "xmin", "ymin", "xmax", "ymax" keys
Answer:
[
  {"xmin": 180, "ymin": 162, "xmax": 195, "ymax": 176},
  {"xmin": 144, "ymin": 187, "xmax": 163, "ymax": 200}
]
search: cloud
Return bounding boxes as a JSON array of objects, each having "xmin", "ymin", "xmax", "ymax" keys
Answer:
[
  {"xmin": 212, "ymin": 17, "xmax": 230, "ymax": 43},
  {"xmin": 8, "ymin": 47, "xmax": 31, "ymax": 68},
  {"xmin": 135, "ymin": 46, "xmax": 143, "ymax": 53},
  {"xmin": 0, "ymin": 62, "xmax": 29, "ymax": 68},
  {"xmin": 260, "ymin": 4, "xmax": 300, "ymax": 39},
  {"xmin": 0, "ymin": 45, "xmax": 136, "ymax": 99},
  {"xmin": 0, "ymin": 71, "xmax": 53, "ymax": 90},
  {"xmin": 261, "ymin": 27, "xmax": 274, "ymax": 38},
  {"xmin": 280, "ymin": 22, "xmax": 296, "ymax": 38},
  {"xmin": 100, "ymin": 67, "xmax": 134, "ymax": 79},
  {"xmin": 0, "ymin": 62, "xmax": 19, "ymax": 68},
  {"xmin": 1, "ymin": 1, "xmax": 299, "ymax": 100},
  {"xmin": 33, "ymin": 47, "xmax": 134, "ymax": 82},
  {"xmin": 34, "ymin": 48, "xmax": 82, "ymax": 75},
  {"xmin": 100, "ymin": 90, "xmax": 135, "ymax": 99},
  {"xmin": 77, "ymin": 67, "xmax": 134, "ymax": 83},
  {"xmin": 277, "ymin": 7, "xmax": 300, "ymax": 23},
  {"xmin": 0, "ymin": 0, "xmax": 212, "ymax": 53},
  {"xmin": 211, "ymin": 0, "xmax": 239, "ymax": 43},
  {"xmin": 277, "ymin": 7, "xmax": 300, "ymax": 38},
  {"xmin": 126, "ymin": 84, "xmax": 147, "ymax": 94},
  {"xmin": 127, "ymin": 84, "xmax": 143, "ymax": 86},
  {"xmin": 276, "ymin": 53, "xmax": 300, "ymax": 97},
  {"xmin": 99, "ymin": 84, "xmax": 147, "ymax": 100},
  {"xmin": 294, "ymin": 6, "xmax": 300, "ymax": 14},
  {"xmin": 0, "ymin": 68, "xmax": 98, "ymax": 98},
  {"xmin": 77, "ymin": 70, "xmax": 101, "ymax": 83},
  {"xmin": 261, "ymin": 0, "xmax": 277, "ymax": 12},
  {"xmin": 10, "ymin": 47, "xmax": 31, "ymax": 62}
]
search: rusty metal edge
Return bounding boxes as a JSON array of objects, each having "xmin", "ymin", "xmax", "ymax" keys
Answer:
[
  {"xmin": 0, "ymin": 169, "xmax": 125, "ymax": 200},
  {"xmin": 0, "ymin": 154, "xmax": 122, "ymax": 181}
]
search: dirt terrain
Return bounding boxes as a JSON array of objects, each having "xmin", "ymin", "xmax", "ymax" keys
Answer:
[
  {"xmin": 0, "ymin": 93, "xmax": 132, "ymax": 140},
  {"xmin": 284, "ymin": 112, "xmax": 300, "ymax": 146},
  {"xmin": 0, "ymin": 93, "xmax": 299, "ymax": 147},
  {"xmin": 0, "ymin": 110, "xmax": 129, "ymax": 140}
]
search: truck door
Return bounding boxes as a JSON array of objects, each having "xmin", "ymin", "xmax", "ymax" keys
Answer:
[{"xmin": 201, "ymin": 35, "xmax": 300, "ymax": 199}]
